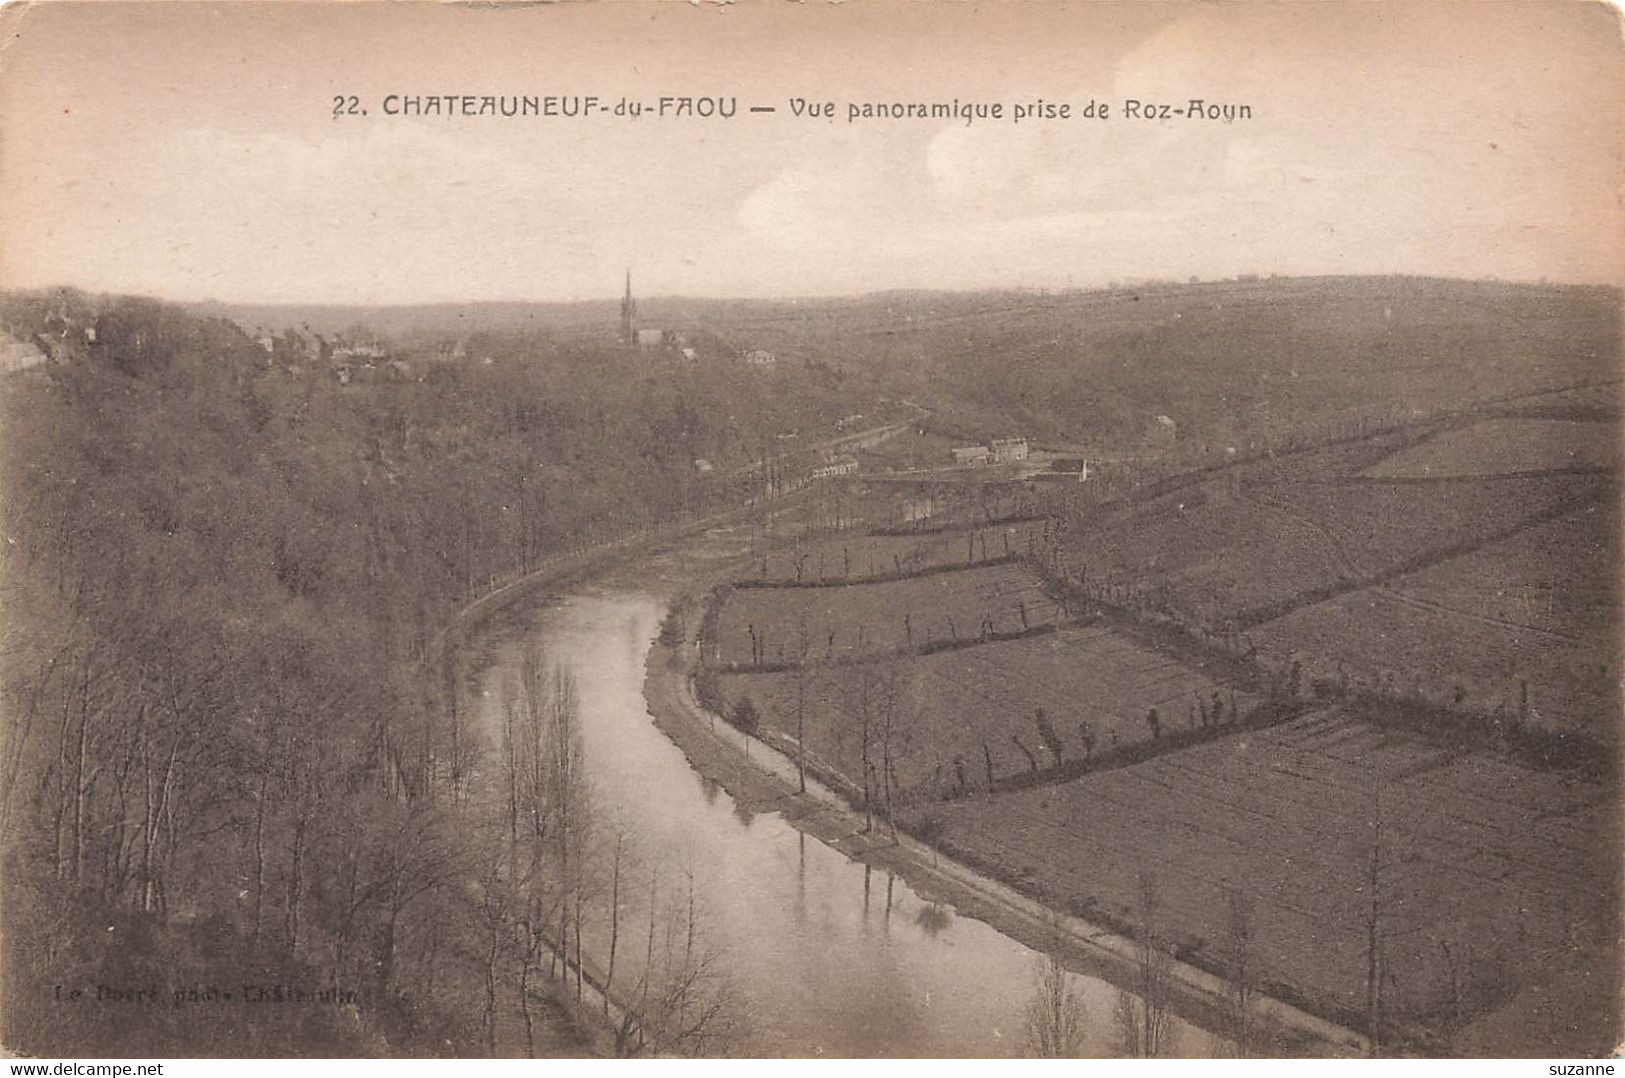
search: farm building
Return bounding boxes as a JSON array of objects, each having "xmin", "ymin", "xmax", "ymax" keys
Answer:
[
  {"xmin": 811, "ymin": 456, "xmax": 858, "ymax": 479},
  {"xmin": 0, "ymin": 337, "xmax": 48, "ymax": 375},
  {"xmin": 1148, "ymin": 413, "xmax": 1178, "ymax": 444},
  {"xmin": 1050, "ymin": 457, "xmax": 1090, "ymax": 480},
  {"xmin": 991, "ymin": 437, "xmax": 1029, "ymax": 462},
  {"xmin": 334, "ymin": 360, "xmax": 380, "ymax": 385},
  {"xmin": 743, "ymin": 349, "xmax": 776, "ymax": 368},
  {"xmin": 334, "ymin": 343, "xmax": 387, "ymax": 361},
  {"xmin": 952, "ymin": 445, "xmax": 992, "ymax": 465}
]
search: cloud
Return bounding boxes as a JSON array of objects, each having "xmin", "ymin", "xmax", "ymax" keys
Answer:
[{"xmin": 736, "ymin": 136, "xmax": 901, "ymax": 255}]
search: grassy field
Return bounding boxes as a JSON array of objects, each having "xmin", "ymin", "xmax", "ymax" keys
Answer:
[
  {"xmin": 1491, "ymin": 380, "xmax": 1622, "ymax": 420},
  {"xmin": 923, "ymin": 710, "xmax": 1619, "ymax": 1052},
  {"xmin": 687, "ymin": 277, "xmax": 1622, "ymax": 1053},
  {"xmin": 1251, "ymin": 473, "xmax": 1605, "ymax": 581},
  {"xmin": 1058, "ymin": 470, "xmax": 1610, "ymax": 630},
  {"xmin": 712, "ymin": 560, "xmax": 1062, "ymax": 666},
  {"xmin": 1245, "ymin": 497, "xmax": 1620, "ymax": 740},
  {"xmin": 1394, "ymin": 500, "xmax": 1619, "ymax": 643},
  {"xmin": 717, "ymin": 623, "xmax": 1256, "ymax": 798},
  {"xmin": 1362, "ymin": 418, "xmax": 1618, "ymax": 478},
  {"xmin": 1251, "ymin": 588, "xmax": 1617, "ymax": 739}
]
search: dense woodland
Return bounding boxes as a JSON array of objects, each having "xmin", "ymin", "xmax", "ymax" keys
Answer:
[{"xmin": 0, "ymin": 289, "xmax": 860, "ymax": 1055}]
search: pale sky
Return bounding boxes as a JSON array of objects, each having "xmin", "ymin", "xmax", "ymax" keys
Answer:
[{"xmin": 1, "ymin": 1, "xmax": 1622, "ymax": 304}]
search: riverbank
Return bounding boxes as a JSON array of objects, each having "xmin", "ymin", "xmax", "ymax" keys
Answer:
[
  {"xmin": 434, "ymin": 496, "xmax": 828, "ymax": 1057},
  {"xmin": 445, "ymin": 490, "xmax": 1367, "ymax": 1056},
  {"xmin": 642, "ymin": 593, "xmax": 1369, "ymax": 1059}
]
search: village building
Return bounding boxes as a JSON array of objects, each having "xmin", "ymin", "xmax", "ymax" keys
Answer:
[
  {"xmin": 743, "ymin": 349, "xmax": 776, "ymax": 368},
  {"xmin": 619, "ymin": 270, "xmax": 674, "ymax": 349},
  {"xmin": 1049, "ymin": 457, "xmax": 1091, "ymax": 481},
  {"xmin": 0, "ymin": 336, "xmax": 48, "ymax": 376},
  {"xmin": 951, "ymin": 445, "xmax": 992, "ymax": 465},
  {"xmin": 991, "ymin": 437, "xmax": 1029, "ymax": 462},
  {"xmin": 811, "ymin": 455, "xmax": 859, "ymax": 479}
]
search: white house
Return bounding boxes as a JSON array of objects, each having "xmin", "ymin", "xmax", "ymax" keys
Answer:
[
  {"xmin": 811, "ymin": 456, "xmax": 858, "ymax": 479},
  {"xmin": 0, "ymin": 337, "xmax": 48, "ymax": 375}
]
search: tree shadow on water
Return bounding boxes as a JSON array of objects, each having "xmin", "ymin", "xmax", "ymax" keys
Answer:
[{"xmin": 915, "ymin": 902, "xmax": 953, "ymax": 938}]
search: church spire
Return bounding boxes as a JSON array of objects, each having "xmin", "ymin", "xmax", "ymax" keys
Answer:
[{"xmin": 620, "ymin": 268, "xmax": 637, "ymax": 344}]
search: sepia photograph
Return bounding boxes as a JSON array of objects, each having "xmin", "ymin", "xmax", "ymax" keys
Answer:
[{"xmin": 0, "ymin": 0, "xmax": 1621, "ymax": 1062}]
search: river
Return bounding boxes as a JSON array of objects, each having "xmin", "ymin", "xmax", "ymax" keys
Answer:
[{"xmin": 470, "ymin": 539, "xmax": 1213, "ymax": 1057}]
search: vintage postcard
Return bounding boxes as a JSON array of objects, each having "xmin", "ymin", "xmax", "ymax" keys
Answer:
[{"xmin": 0, "ymin": 0, "xmax": 1621, "ymax": 1061}]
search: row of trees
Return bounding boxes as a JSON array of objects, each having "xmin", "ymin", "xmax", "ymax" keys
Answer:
[{"xmin": 482, "ymin": 657, "xmax": 741, "ymax": 1056}]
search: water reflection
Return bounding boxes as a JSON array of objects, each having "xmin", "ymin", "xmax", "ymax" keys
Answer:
[
  {"xmin": 915, "ymin": 902, "xmax": 953, "ymax": 939},
  {"xmin": 476, "ymin": 589, "xmax": 1210, "ymax": 1057}
]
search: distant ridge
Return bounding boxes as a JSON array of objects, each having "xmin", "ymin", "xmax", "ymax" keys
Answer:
[{"xmin": 177, "ymin": 274, "xmax": 1620, "ymax": 338}]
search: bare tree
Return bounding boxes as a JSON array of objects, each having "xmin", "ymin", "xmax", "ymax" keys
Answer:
[
  {"xmin": 1223, "ymin": 886, "xmax": 1259, "ymax": 1056},
  {"xmin": 875, "ymin": 660, "xmax": 918, "ymax": 840},
  {"xmin": 620, "ymin": 862, "xmax": 743, "ymax": 1057},
  {"xmin": 1365, "ymin": 784, "xmax": 1387, "ymax": 1056},
  {"xmin": 1024, "ymin": 918, "xmax": 1087, "ymax": 1057},
  {"xmin": 1116, "ymin": 869, "xmax": 1174, "ymax": 1057},
  {"xmin": 475, "ymin": 856, "xmax": 512, "ymax": 1055},
  {"xmin": 792, "ymin": 615, "xmax": 813, "ymax": 794},
  {"xmin": 602, "ymin": 820, "xmax": 632, "ymax": 1017},
  {"xmin": 844, "ymin": 665, "xmax": 882, "ymax": 832}
]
